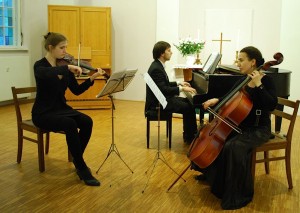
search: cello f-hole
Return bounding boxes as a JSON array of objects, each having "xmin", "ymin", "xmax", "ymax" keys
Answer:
[{"xmin": 209, "ymin": 120, "xmax": 219, "ymax": 136}]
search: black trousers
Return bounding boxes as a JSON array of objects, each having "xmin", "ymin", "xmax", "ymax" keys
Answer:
[
  {"xmin": 164, "ymin": 97, "xmax": 197, "ymax": 140},
  {"xmin": 33, "ymin": 111, "xmax": 93, "ymax": 170}
]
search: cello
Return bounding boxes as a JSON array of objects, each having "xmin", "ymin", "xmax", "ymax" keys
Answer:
[{"xmin": 188, "ymin": 52, "xmax": 284, "ymax": 168}]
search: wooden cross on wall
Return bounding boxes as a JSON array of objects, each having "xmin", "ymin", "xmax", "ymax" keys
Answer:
[{"xmin": 212, "ymin": 32, "xmax": 231, "ymax": 64}]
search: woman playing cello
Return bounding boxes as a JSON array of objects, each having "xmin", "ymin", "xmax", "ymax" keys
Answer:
[{"xmin": 191, "ymin": 46, "xmax": 278, "ymax": 209}]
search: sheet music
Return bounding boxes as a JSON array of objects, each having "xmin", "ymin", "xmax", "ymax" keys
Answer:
[
  {"xmin": 203, "ymin": 52, "xmax": 221, "ymax": 73},
  {"xmin": 112, "ymin": 69, "xmax": 137, "ymax": 93},
  {"xmin": 96, "ymin": 79, "xmax": 120, "ymax": 97},
  {"xmin": 96, "ymin": 69, "xmax": 137, "ymax": 98},
  {"xmin": 143, "ymin": 73, "xmax": 167, "ymax": 109}
]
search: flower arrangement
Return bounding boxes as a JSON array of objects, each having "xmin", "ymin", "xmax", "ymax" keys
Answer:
[{"xmin": 174, "ymin": 38, "xmax": 205, "ymax": 57}]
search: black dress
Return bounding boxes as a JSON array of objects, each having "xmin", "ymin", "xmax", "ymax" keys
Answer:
[
  {"xmin": 32, "ymin": 58, "xmax": 95, "ymax": 170},
  {"xmin": 192, "ymin": 75, "xmax": 278, "ymax": 210}
]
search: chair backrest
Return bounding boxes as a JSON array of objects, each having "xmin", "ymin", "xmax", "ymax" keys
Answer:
[
  {"xmin": 271, "ymin": 97, "xmax": 300, "ymax": 147},
  {"xmin": 11, "ymin": 86, "xmax": 36, "ymax": 125}
]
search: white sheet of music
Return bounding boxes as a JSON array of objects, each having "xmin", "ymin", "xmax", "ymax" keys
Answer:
[
  {"xmin": 143, "ymin": 73, "xmax": 167, "ymax": 109},
  {"xmin": 203, "ymin": 52, "xmax": 220, "ymax": 73}
]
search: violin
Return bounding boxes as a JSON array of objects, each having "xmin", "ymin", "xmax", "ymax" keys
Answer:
[
  {"xmin": 188, "ymin": 52, "xmax": 284, "ymax": 168},
  {"xmin": 56, "ymin": 53, "xmax": 110, "ymax": 79}
]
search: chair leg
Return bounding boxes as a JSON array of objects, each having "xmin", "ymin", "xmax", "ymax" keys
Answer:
[
  {"xmin": 45, "ymin": 132, "xmax": 50, "ymax": 154},
  {"xmin": 166, "ymin": 120, "xmax": 169, "ymax": 138},
  {"xmin": 251, "ymin": 150, "xmax": 256, "ymax": 180},
  {"xmin": 199, "ymin": 110, "xmax": 204, "ymax": 126},
  {"xmin": 168, "ymin": 118, "xmax": 172, "ymax": 149},
  {"xmin": 285, "ymin": 149, "xmax": 293, "ymax": 189},
  {"xmin": 264, "ymin": 151, "xmax": 270, "ymax": 174},
  {"xmin": 37, "ymin": 132, "xmax": 45, "ymax": 172},
  {"xmin": 17, "ymin": 128, "xmax": 23, "ymax": 163},
  {"xmin": 209, "ymin": 113, "xmax": 214, "ymax": 122},
  {"xmin": 68, "ymin": 150, "xmax": 73, "ymax": 162},
  {"xmin": 146, "ymin": 118, "xmax": 150, "ymax": 149}
]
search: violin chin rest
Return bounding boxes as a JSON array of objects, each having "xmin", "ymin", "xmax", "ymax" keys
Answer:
[{"xmin": 82, "ymin": 70, "xmax": 90, "ymax": 74}]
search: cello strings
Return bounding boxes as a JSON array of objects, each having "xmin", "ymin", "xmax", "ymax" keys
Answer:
[{"xmin": 207, "ymin": 107, "xmax": 242, "ymax": 134}]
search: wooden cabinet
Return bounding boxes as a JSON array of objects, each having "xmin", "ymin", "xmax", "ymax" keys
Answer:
[{"xmin": 48, "ymin": 5, "xmax": 111, "ymax": 108}]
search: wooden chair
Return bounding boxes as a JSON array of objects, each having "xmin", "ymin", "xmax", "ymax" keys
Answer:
[
  {"xmin": 145, "ymin": 109, "xmax": 172, "ymax": 149},
  {"xmin": 252, "ymin": 97, "xmax": 300, "ymax": 189},
  {"xmin": 11, "ymin": 86, "xmax": 72, "ymax": 172}
]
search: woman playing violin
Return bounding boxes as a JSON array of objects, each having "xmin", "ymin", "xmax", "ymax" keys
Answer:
[
  {"xmin": 192, "ymin": 46, "xmax": 278, "ymax": 209},
  {"xmin": 32, "ymin": 32, "xmax": 106, "ymax": 186}
]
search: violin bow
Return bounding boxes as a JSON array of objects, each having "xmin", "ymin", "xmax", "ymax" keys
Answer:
[{"xmin": 77, "ymin": 42, "xmax": 81, "ymax": 67}]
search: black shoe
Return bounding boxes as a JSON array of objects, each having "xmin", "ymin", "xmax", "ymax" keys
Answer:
[
  {"xmin": 184, "ymin": 137, "xmax": 194, "ymax": 145},
  {"xmin": 194, "ymin": 174, "xmax": 206, "ymax": 181},
  {"xmin": 76, "ymin": 168, "xmax": 101, "ymax": 186}
]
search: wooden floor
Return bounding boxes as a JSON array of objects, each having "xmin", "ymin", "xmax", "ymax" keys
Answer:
[{"xmin": 0, "ymin": 100, "xmax": 299, "ymax": 212}]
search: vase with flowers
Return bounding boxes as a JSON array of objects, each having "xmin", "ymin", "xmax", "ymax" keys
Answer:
[{"xmin": 174, "ymin": 37, "xmax": 205, "ymax": 65}]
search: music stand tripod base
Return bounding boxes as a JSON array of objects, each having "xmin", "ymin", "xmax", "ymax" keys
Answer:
[
  {"xmin": 142, "ymin": 104, "xmax": 186, "ymax": 193},
  {"xmin": 95, "ymin": 69, "xmax": 137, "ymax": 175},
  {"xmin": 96, "ymin": 95, "xmax": 133, "ymax": 174},
  {"xmin": 96, "ymin": 143, "xmax": 133, "ymax": 174}
]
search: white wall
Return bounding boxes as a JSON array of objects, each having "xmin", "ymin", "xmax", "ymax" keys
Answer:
[
  {"xmin": 155, "ymin": 0, "xmax": 179, "ymax": 82},
  {"xmin": 1, "ymin": 0, "xmax": 299, "ymax": 106},
  {"xmin": 178, "ymin": 0, "xmax": 282, "ymax": 66},
  {"xmin": 24, "ymin": 0, "xmax": 48, "ymax": 86},
  {"xmin": 280, "ymin": 0, "xmax": 300, "ymax": 102}
]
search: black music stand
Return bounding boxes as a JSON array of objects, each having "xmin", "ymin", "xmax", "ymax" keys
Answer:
[
  {"xmin": 96, "ymin": 69, "xmax": 137, "ymax": 174},
  {"xmin": 142, "ymin": 73, "xmax": 185, "ymax": 193}
]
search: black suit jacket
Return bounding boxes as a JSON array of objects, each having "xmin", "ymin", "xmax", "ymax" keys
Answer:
[{"xmin": 145, "ymin": 59, "xmax": 179, "ymax": 112}]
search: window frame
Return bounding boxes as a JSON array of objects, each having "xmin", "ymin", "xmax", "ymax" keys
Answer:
[{"xmin": 0, "ymin": 0, "xmax": 22, "ymax": 49}]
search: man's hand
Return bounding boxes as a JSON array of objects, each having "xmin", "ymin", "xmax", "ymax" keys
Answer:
[
  {"xmin": 182, "ymin": 86, "xmax": 196, "ymax": 94},
  {"xmin": 180, "ymin": 81, "xmax": 191, "ymax": 87}
]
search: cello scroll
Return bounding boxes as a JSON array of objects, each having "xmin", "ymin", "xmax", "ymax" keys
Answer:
[{"xmin": 258, "ymin": 52, "xmax": 283, "ymax": 71}]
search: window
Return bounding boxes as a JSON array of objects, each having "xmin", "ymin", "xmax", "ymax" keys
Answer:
[{"xmin": 0, "ymin": 0, "xmax": 21, "ymax": 47}]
